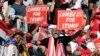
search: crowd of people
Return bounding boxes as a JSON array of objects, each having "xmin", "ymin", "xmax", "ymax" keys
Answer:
[{"xmin": 0, "ymin": 0, "xmax": 100, "ymax": 56}]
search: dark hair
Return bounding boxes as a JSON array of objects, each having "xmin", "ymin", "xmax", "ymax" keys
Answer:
[
  {"xmin": 12, "ymin": 31, "xmax": 24, "ymax": 38},
  {"xmin": 36, "ymin": 0, "xmax": 46, "ymax": 4},
  {"xmin": 90, "ymin": 33, "xmax": 97, "ymax": 38},
  {"xmin": 24, "ymin": 0, "xmax": 27, "ymax": 1},
  {"xmin": 8, "ymin": 0, "xmax": 15, "ymax": 5},
  {"xmin": 28, "ymin": 24, "xmax": 37, "ymax": 33}
]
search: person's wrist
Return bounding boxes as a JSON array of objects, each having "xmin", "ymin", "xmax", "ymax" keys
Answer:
[{"xmin": 52, "ymin": 1, "xmax": 55, "ymax": 5}]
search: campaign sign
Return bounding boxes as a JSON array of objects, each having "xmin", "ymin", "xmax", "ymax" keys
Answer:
[
  {"xmin": 26, "ymin": 5, "xmax": 49, "ymax": 26},
  {"xmin": 57, "ymin": 9, "xmax": 84, "ymax": 31}
]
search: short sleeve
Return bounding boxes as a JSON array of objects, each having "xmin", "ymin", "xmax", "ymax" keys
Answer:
[{"xmin": 9, "ymin": 7, "xmax": 16, "ymax": 20}]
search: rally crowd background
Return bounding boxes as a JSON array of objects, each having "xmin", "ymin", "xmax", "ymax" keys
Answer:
[{"xmin": 0, "ymin": 0, "xmax": 100, "ymax": 56}]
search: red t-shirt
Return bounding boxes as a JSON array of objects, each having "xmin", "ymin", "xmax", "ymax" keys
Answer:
[{"xmin": 91, "ymin": 18, "xmax": 100, "ymax": 31}]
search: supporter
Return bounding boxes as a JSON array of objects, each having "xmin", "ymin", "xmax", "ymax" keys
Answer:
[
  {"xmin": 25, "ymin": 33, "xmax": 35, "ymax": 56},
  {"xmin": 66, "ymin": 44, "xmax": 72, "ymax": 56},
  {"xmin": 36, "ymin": 0, "xmax": 44, "ymax": 5},
  {"xmin": 86, "ymin": 31, "xmax": 97, "ymax": 52},
  {"xmin": 28, "ymin": 22, "xmax": 48, "ymax": 56},
  {"xmin": 92, "ymin": 49, "xmax": 100, "ymax": 56},
  {"xmin": 39, "ymin": 25, "xmax": 82, "ymax": 56},
  {"xmin": 76, "ymin": 41, "xmax": 92, "ymax": 56},
  {"xmin": 3, "ymin": 31, "xmax": 24, "ymax": 56},
  {"xmin": 89, "ymin": 0, "xmax": 99, "ymax": 19},
  {"xmin": 29, "ymin": 23, "xmax": 40, "ymax": 41},
  {"xmin": 2, "ymin": 0, "xmax": 15, "ymax": 17},
  {"xmin": 90, "ymin": 7, "xmax": 100, "ymax": 33},
  {"xmin": 0, "ymin": 0, "xmax": 100, "ymax": 56},
  {"xmin": 82, "ymin": 0, "xmax": 89, "ymax": 24},
  {"xmin": 69, "ymin": 0, "xmax": 82, "ymax": 9},
  {"xmin": 10, "ymin": 0, "xmax": 26, "ymax": 28}
]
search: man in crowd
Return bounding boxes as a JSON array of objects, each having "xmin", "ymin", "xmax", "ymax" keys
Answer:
[{"xmin": 3, "ymin": 31, "xmax": 24, "ymax": 56}]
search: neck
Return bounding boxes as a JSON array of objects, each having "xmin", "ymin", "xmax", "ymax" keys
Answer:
[{"xmin": 15, "ymin": 0, "xmax": 22, "ymax": 5}]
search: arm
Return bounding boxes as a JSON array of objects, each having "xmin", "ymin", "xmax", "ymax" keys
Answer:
[
  {"xmin": 9, "ymin": 7, "xmax": 16, "ymax": 20},
  {"xmin": 70, "ymin": 0, "xmax": 82, "ymax": 9},
  {"xmin": 31, "ymin": 23, "xmax": 40, "ymax": 35},
  {"xmin": 49, "ymin": 0, "xmax": 55, "ymax": 12},
  {"xmin": 10, "ymin": 8, "xmax": 24, "ymax": 20},
  {"xmin": 71, "ymin": 30, "xmax": 82, "ymax": 41}
]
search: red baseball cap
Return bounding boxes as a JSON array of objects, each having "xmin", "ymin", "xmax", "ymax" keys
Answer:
[
  {"xmin": 25, "ymin": 33, "xmax": 32, "ymax": 43},
  {"xmin": 76, "ymin": 37, "xmax": 85, "ymax": 43}
]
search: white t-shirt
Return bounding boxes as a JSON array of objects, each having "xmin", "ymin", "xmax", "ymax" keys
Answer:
[
  {"xmin": 3, "ymin": 44, "xmax": 18, "ymax": 56},
  {"xmin": 70, "ymin": 41, "xmax": 78, "ymax": 53},
  {"xmin": 32, "ymin": 32, "xmax": 39, "ymax": 41},
  {"xmin": 86, "ymin": 42, "xmax": 95, "ymax": 52}
]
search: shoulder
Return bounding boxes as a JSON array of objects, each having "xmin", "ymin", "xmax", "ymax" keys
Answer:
[
  {"xmin": 8, "ymin": 44, "xmax": 16, "ymax": 49},
  {"xmin": 11, "ymin": 4, "xmax": 18, "ymax": 8}
]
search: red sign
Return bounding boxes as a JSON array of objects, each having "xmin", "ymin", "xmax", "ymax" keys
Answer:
[
  {"xmin": 57, "ymin": 9, "xmax": 84, "ymax": 31},
  {"xmin": 93, "ymin": 38, "xmax": 100, "ymax": 49},
  {"xmin": 26, "ymin": 5, "xmax": 49, "ymax": 26}
]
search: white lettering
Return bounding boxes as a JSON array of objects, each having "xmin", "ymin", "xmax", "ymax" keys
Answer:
[
  {"xmin": 62, "ymin": 23, "xmax": 79, "ymax": 29},
  {"xmin": 27, "ymin": 7, "xmax": 48, "ymax": 12},
  {"xmin": 33, "ymin": 12, "xmax": 41, "ymax": 16},
  {"xmin": 66, "ymin": 18, "xmax": 75, "ymax": 22},
  {"xmin": 30, "ymin": 17, "xmax": 43, "ymax": 22},
  {"xmin": 59, "ymin": 12, "xmax": 83, "ymax": 17}
]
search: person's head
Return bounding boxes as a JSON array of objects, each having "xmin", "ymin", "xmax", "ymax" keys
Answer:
[
  {"xmin": 66, "ymin": 44, "xmax": 72, "ymax": 55},
  {"xmin": 51, "ymin": 28, "xmax": 59, "ymax": 38},
  {"xmin": 36, "ymin": 0, "xmax": 44, "ymax": 5},
  {"xmin": 15, "ymin": 0, "xmax": 22, "ymax": 2},
  {"xmin": 25, "ymin": 33, "xmax": 32, "ymax": 43},
  {"xmin": 71, "ymin": 0, "xmax": 77, "ymax": 5},
  {"xmin": 12, "ymin": 31, "xmax": 24, "ymax": 43},
  {"xmin": 15, "ymin": 0, "xmax": 23, "ymax": 4}
]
